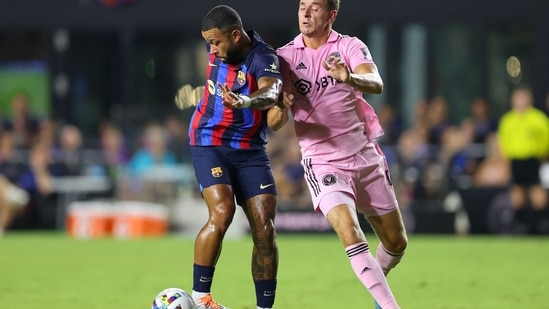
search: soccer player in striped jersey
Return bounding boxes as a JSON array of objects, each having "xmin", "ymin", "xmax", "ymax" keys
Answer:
[
  {"xmin": 187, "ymin": 5, "xmax": 289, "ymax": 309},
  {"xmin": 276, "ymin": 0, "xmax": 407, "ymax": 308}
]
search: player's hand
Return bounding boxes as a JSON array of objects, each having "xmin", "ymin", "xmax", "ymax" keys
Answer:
[
  {"xmin": 280, "ymin": 91, "xmax": 294, "ymax": 108},
  {"xmin": 322, "ymin": 56, "xmax": 350, "ymax": 83},
  {"xmin": 217, "ymin": 82, "xmax": 246, "ymax": 109}
]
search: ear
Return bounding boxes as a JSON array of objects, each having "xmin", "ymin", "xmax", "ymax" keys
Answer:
[
  {"xmin": 328, "ymin": 10, "xmax": 337, "ymax": 23},
  {"xmin": 231, "ymin": 29, "xmax": 241, "ymax": 42}
]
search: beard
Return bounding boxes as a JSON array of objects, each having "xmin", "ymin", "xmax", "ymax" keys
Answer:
[{"xmin": 222, "ymin": 46, "xmax": 244, "ymax": 64}]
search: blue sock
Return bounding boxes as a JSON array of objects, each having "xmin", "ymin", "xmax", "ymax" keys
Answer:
[
  {"xmin": 193, "ymin": 264, "xmax": 215, "ymax": 293},
  {"xmin": 255, "ymin": 279, "xmax": 277, "ymax": 308}
]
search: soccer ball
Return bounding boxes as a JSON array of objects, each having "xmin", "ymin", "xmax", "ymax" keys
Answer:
[{"xmin": 152, "ymin": 287, "xmax": 196, "ymax": 309}]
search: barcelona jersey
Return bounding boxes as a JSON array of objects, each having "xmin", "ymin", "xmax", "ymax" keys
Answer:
[{"xmin": 189, "ymin": 30, "xmax": 282, "ymax": 149}]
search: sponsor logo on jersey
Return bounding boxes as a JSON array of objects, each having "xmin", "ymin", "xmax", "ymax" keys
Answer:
[
  {"xmin": 264, "ymin": 62, "xmax": 280, "ymax": 74},
  {"xmin": 295, "ymin": 79, "xmax": 312, "ymax": 95},
  {"xmin": 296, "ymin": 62, "xmax": 307, "ymax": 70}
]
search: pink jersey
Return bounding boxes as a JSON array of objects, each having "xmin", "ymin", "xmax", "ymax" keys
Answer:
[{"xmin": 277, "ymin": 30, "xmax": 384, "ymax": 160}]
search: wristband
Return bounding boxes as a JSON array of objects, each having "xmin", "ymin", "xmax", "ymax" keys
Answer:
[{"xmin": 239, "ymin": 95, "xmax": 252, "ymax": 108}]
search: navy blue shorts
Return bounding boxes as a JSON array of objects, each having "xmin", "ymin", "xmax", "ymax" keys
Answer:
[{"xmin": 191, "ymin": 145, "xmax": 277, "ymax": 206}]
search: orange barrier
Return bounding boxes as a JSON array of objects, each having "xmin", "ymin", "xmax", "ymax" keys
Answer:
[{"xmin": 66, "ymin": 201, "xmax": 169, "ymax": 239}]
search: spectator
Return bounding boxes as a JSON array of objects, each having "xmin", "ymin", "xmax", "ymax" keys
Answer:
[
  {"xmin": 8, "ymin": 92, "xmax": 40, "ymax": 149},
  {"xmin": 377, "ymin": 102, "xmax": 403, "ymax": 145},
  {"xmin": 468, "ymin": 97, "xmax": 498, "ymax": 144},
  {"xmin": 426, "ymin": 95, "xmax": 452, "ymax": 145},
  {"xmin": 99, "ymin": 122, "xmax": 129, "ymax": 171},
  {"xmin": 271, "ymin": 127, "xmax": 311, "ymax": 210},
  {"xmin": 51, "ymin": 124, "xmax": 88, "ymax": 176},
  {"xmin": 18, "ymin": 139, "xmax": 57, "ymax": 229},
  {"xmin": 127, "ymin": 123, "xmax": 178, "ymax": 177},
  {"xmin": 473, "ymin": 133, "xmax": 510, "ymax": 187},
  {"xmin": 97, "ymin": 122, "xmax": 129, "ymax": 198},
  {"xmin": 163, "ymin": 115, "xmax": 191, "ymax": 164}
]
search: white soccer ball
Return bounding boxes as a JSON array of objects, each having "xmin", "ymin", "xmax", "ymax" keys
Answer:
[{"xmin": 152, "ymin": 287, "xmax": 196, "ymax": 309}]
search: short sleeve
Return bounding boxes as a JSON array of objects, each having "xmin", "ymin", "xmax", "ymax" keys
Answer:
[
  {"xmin": 345, "ymin": 37, "xmax": 374, "ymax": 71},
  {"xmin": 252, "ymin": 50, "xmax": 282, "ymax": 81}
]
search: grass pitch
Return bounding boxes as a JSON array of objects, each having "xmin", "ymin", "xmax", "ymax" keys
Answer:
[{"xmin": 0, "ymin": 232, "xmax": 547, "ymax": 309}]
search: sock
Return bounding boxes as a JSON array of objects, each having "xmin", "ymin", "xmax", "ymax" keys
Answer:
[
  {"xmin": 532, "ymin": 208, "xmax": 549, "ymax": 234},
  {"xmin": 255, "ymin": 278, "xmax": 276, "ymax": 309},
  {"xmin": 375, "ymin": 243, "xmax": 404, "ymax": 276},
  {"xmin": 346, "ymin": 242, "xmax": 399, "ymax": 309},
  {"xmin": 192, "ymin": 263, "xmax": 215, "ymax": 297},
  {"xmin": 514, "ymin": 208, "xmax": 527, "ymax": 224}
]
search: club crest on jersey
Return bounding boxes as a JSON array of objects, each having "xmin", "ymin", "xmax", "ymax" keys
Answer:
[
  {"xmin": 327, "ymin": 51, "xmax": 341, "ymax": 61},
  {"xmin": 211, "ymin": 167, "xmax": 223, "ymax": 178},
  {"xmin": 322, "ymin": 174, "xmax": 337, "ymax": 186},
  {"xmin": 236, "ymin": 71, "xmax": 246, "ymax": 85}
]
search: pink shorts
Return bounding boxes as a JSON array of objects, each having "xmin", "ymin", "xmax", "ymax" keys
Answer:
[{"xmin": 301, "ymin": 142, "xmax": 398, "ymax": 217}]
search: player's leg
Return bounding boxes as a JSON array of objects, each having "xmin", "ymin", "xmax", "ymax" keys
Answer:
[
  {"xmin": 0, "ymin": 195, "xmax": 10, "ymax": 236},
  {"xmin": 195, "ymin": 184, "xmax": 237, "ymax": 266},
  {"xmin": 323, "ymin": 197, "xmax": 399, "ymax": 309},
  {"xmin": 302, "ymin": 155, "xmax": 399, "ymax": 309},
  {"xmin": 242, "ymin": 194, "xmax": 278, "ymax": 309},
  {"xmin": 0, "ymin": 177, "xmax": 29, "ymax": 236},
  {"xmin": 367, "ymin": 209, "xmax": 408, "ymax": 276},
  {"xmin": 190, "ymin": 146, "xmax": 235, "ymax": 308},
  {"xmin": 236, "ymin": 149, "xmax": 279, "ymax": 309},
  {"xmin": 523, "ymin": 159, "xmax": 547, "ymax": 234},
  {"xmin": 192, "ymin": 184, "xmax": 235, "ymax": 309},
  {"xmin": 361, "ymin": 143, "xmax": 408, "ymax": 276},
  {"xmin": 354, "ymin": 143, "xmax": 407, "ymax": 309}
]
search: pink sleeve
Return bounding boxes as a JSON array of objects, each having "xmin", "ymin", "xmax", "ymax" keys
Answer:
[
  {"xmin": 345, "ymin": 37, "xmax": 374, "ymax": 71},
  {"xmin": 277, "ymin": 52, "xmax": 296, "ymax": 94}
]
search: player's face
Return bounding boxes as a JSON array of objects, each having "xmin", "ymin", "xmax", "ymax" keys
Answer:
[
  {"xmin": 298, "ymin": 0, "xmax": 336, "ymax": 37},
  {"xmin": 201, "ymin": 28, "xmax": 242, "ymax": 64}
]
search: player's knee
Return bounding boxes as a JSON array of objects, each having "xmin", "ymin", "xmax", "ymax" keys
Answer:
[
  {"xmin": 337, "ymin": 225, "xmax": 366, "ymax": 247},
  {"xmin": 209, "ymin": 205, "xmax": 236, "ymax": 230},
  {"xmin": 252, "ymin": 223, "xmax": 277, "ymax": 250},
  {"xmin": 383, "ymin": 231, "xmax": 408, "ymax": 254}
]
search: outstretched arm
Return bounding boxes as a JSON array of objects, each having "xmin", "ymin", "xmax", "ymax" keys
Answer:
[
  {"xmin": 323, "ymin": 57, "xmax": 383, "ymax": 94},
  {"xmin": 218, "ymin": 76, "xmax": 282, "ymax": 110}
]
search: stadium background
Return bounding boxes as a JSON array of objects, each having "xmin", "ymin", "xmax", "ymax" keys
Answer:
[{"xmin": 0, "ymin": 0, "xmax": 548, "ymax": 236}]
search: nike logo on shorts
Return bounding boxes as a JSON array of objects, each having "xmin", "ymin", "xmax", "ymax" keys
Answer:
[{"xmin": 260, "ymin": 183, "xmax": 274, "ymax": 189}]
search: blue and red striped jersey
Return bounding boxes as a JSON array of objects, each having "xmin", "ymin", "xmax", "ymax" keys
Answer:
[{"xmin": 189, "ymin": 30, "xmax": 281, "ymax": 149}]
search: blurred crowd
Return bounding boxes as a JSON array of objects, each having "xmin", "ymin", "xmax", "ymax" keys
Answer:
[
  {"xmin": 0, "ymin": 91, "xmax": 193, "ymax": 233},
  {"xmin": 1, "ymin": 86, "xmax": 548, "ymax": 235},
  {"xmin": 267, "ymin": 87, "xmax": 549, "ymax": 235}
]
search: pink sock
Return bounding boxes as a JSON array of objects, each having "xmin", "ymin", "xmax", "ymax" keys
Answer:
[
  {"xmin": 346, "ymin": 242, "xmax": 400, "ymax": 309},
  {"xmin": 375, "ymin": 243, "xmax": 404, "ymax": 276}
]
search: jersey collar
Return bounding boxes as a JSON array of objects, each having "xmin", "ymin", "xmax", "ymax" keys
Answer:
[{"xmin": 294, "ymin": 30, "xmax": 339, "ymax": 48}]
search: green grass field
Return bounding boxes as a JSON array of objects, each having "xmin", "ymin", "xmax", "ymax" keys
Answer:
[{"xmin": 0, "ymin": 232, "xmax": 547, "ymax": 309}]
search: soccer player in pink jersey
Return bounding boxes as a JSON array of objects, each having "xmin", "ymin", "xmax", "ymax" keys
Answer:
[{"xmin": 276, "ymin": 0, "xmax": 408, "ymax": 308}]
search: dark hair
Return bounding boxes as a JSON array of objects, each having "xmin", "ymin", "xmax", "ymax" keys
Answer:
[
  {"xmin": 513, "ymin": 83, "xmax": 532, "ymax": 93},
  {"xmin": 201, "ymin": 5, "xmax": 242, "ymax": 33},
  {"xmin": 326, "ymin": 0, "xmax": 340, "ymax": 11}
]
